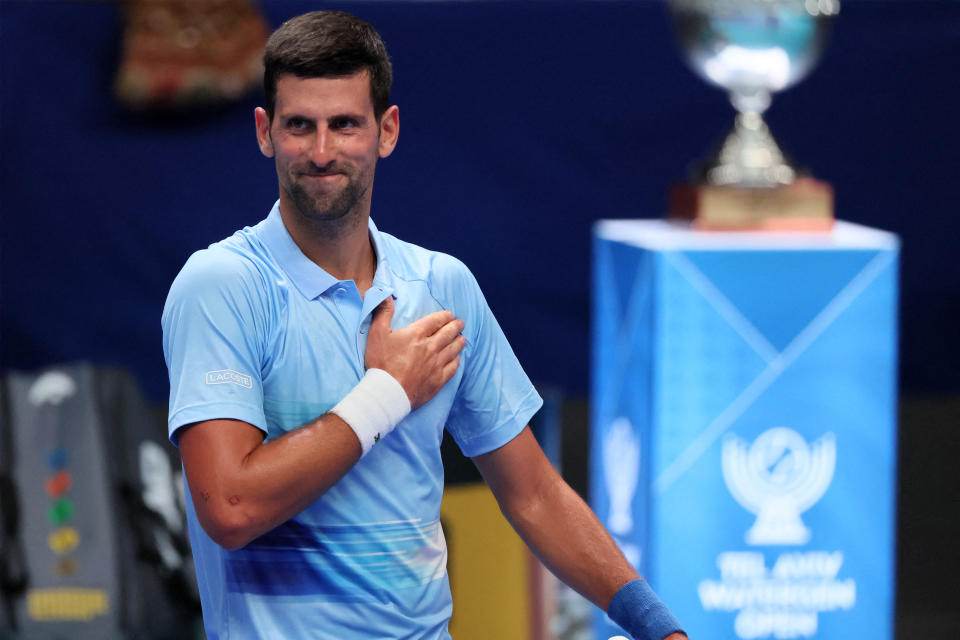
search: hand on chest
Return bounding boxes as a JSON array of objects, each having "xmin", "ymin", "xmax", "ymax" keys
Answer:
[{"xmin": 261, "ymin": 278, "xmax": 460, "ymax": 435}]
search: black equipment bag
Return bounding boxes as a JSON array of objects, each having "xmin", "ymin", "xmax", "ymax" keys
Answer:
[{"xmin": 0, "ymin": 364, "xmax": 199, "ymax": 640}]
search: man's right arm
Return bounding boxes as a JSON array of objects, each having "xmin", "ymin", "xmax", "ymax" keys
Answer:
[{"xmin": 178, "ymin": 296, "xmax": 465, "ymax": 550}]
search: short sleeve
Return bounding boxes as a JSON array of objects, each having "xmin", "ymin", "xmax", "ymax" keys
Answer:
[
  {"xmin": 161, "ymin": 249, "xmax": 268, "ymax": 445},
  {"xmin": 436, "ymin": 257, "xmax": 543, "ymax": 457}
]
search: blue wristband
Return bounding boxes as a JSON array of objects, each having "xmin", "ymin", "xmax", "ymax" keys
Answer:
[{"xmin": 607, "ymin": 579, "xmax": 685, "ymax": 640}]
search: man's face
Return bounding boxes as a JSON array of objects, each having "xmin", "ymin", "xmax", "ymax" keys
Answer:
[{"xmin": 255, "ymin": 72, "xmax": 398, "ymax": 226}]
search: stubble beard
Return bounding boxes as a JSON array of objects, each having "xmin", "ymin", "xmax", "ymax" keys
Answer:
[{"xmin": 285, "ymin": 168, "xmax": 370, "ymax": 238}]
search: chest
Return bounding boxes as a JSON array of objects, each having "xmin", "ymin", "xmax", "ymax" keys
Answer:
[{"xmin": 258, "ymin": 278, "xmax": 459, "ymax": 442}]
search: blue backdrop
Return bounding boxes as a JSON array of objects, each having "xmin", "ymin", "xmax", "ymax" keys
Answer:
[{"xmin": 2, "ymin": 0, "xmax": 958, "ymax": 402}]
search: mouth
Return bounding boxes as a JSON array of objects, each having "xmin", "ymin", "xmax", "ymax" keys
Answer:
[
  {"xmin": 299, "ymin": 172, "xmax": 347, "ymax": 188},
  {"xmin": 301, "ymin": 171, "xmax": 342, "ymax": 179}
]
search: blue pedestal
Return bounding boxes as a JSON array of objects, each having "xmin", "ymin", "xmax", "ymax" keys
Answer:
[{"xmin": 590, "ymin": 221, "xmax": 899, "ymax": 640}]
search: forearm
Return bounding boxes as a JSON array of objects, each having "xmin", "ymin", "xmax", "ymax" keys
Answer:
[
  {"xmin": 475, "ymin": 428, "xmax": 686, "ymax": 639},
  {"xmin": 475, "ymin": 429, "xmax": 637, "ymax": 608},
  {"xmin": 503, "ymin": 472, "xmax": 638, "ymax": 609},
  {"xmin": 503, "ymin": 473, "xmax": 686, "ymax": 640},
  {"xmin": 180, "ymin": 413, "xmax": 361, "ymax": 550}
]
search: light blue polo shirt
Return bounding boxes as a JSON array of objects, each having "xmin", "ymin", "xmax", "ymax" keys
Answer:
[{"xmin": 161, "ymin": 203, "xmax": 542, "ymax": 640}]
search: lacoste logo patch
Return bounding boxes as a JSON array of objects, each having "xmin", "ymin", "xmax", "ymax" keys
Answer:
[{"xmin": 205, "ymin": 369, "xmax": 253, "ymax": 389}]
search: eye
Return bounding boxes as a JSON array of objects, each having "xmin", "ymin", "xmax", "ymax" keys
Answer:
[
  {"xmin": 286, "ymin": 117, "xmax": 312, "ymax": 131},
  {"xmin": 330, "ymin": 117, "xmax": 359, "ymax": 130}
]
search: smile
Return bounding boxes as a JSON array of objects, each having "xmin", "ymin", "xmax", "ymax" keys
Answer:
[{"xmin": 301, "ymin": 172, "xmax": 344, "ymax": 180}]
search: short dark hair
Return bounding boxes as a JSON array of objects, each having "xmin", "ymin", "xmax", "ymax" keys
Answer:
[{"xmin": 263, "ymin": 11, "xmax": 392, "ymax": 120}]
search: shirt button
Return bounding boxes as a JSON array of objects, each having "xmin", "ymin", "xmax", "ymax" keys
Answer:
[{"xmin": 335, "ymin": 287, "xmax": 346, "ymax": 296}]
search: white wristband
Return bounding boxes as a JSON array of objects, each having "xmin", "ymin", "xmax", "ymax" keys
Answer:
[{"xmin": 330, "ymin": 368, "xmax": 411, "ymax": 457}]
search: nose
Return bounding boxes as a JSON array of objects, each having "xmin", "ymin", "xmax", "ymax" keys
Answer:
[{"xmin": 308, "ymin": 127, "xmax": 337, "ymax": 167}]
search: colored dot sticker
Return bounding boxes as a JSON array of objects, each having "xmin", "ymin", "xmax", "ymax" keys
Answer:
[
  {"xmin": 48, "ymin": 527, "xmax": 79, "ymax": 555},
  {"xmin": 54, "ymin": 557, "xmax": 78, "ymax": 577},
  {"xmin": 47, "ymin": 447, "xmax": 68, "ymax": 470},
  {"xmin": 48, "ymin": 499, "xmax": 74, "ymax": 525},
  {"xmin": 45, "ymin": 471, "xmax": 73, "ymax": 498}
]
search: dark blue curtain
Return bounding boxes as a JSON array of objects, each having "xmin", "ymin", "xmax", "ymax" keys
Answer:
[{"xmin": 2, "ymin": 1, "xmax": 958, "ymax": 401}]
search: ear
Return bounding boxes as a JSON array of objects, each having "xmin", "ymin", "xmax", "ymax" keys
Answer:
[
  {"xmin": 254, "ymin": 107, "xmax": 275, "ymax": 158},
  {"xmin": 378, "ymin": 105, "xmax": 399, "ymax": 159}
]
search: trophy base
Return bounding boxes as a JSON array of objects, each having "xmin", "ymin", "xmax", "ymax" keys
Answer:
[{"xmin": 670, "ymin": 178, "xmax": 834, "ymax": 231}]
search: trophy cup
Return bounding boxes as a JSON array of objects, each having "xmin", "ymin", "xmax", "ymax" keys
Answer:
[{"xmin": 667, "ymin": 0, "xmax": 839, "ymax": 230}]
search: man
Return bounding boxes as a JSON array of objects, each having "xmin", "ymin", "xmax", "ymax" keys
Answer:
[{"xmin": 162, "ymin": 11, "xmax": 686, "ymax": 640}]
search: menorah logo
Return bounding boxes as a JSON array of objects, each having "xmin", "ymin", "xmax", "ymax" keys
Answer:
[
  {"xmin": 603, "ymin": 417, "xmax": 640, "ymax": 536},
  {"xmin": 722, "ymin": 427, "xmax": 836, "ymax": 546}
]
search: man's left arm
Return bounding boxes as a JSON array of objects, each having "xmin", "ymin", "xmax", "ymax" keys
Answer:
[{"xmin": 472, "ymin": 426, "xmax": 687, "ymax": 640}]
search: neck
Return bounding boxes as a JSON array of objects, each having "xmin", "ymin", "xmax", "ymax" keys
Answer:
[{"xmin": 277, "ymin": 196, "xmax": 377, "ymax": 295}]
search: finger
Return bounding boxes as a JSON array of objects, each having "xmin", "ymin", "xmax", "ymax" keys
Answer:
[
  {"xmin": 430, "ymin": 318, "xmax": 465, "ymax": 348},
  {"xmin": 409, "ymin": 309, "xmax": 455, "ymax": 337},
  {"xmin": 370, "ymin": 296, "xmax": 395, "ymax": 334},
  {"xmin": 436, "ymin": 334, "xmax": 466, "ymax": 365},
  {"xmin": 439, "ymin": 355, "xmax": 461, "ymax": 383}
]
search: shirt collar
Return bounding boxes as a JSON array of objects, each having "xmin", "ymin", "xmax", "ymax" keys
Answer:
[{"xmin": 258, "ymin": 202, "xmax": 390, "ymax": 300}]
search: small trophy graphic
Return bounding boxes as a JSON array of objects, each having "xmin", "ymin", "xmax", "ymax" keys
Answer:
[
  {"xmin": 667, "ymin": 0, "xmax": 839, "ymax": 229},
  {"xmin": 722, "ymin": 427, "xmax": 836, "ymax": 546},
  {"xmin": 603, "ymin": 418, "xmax": 640, "ymax": 536}
]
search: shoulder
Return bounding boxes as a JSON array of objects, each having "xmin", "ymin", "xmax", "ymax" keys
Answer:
[
  {"xmin": 163, "ymin": 230, "xmax": 277, "ymax": 326},
  {"xmin": 169, "ymin": 231, "xmax": 271, "ymax": 298}
]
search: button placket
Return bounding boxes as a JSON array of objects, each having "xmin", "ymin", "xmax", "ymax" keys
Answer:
[{"xmin": 356, "ymin": 286, "xmax": 390, "ymax": 363}]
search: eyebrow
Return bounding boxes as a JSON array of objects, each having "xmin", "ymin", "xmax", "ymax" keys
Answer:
[{"xmin": 279, "ymin": 112, "xmax": 369, "ymax": 126}]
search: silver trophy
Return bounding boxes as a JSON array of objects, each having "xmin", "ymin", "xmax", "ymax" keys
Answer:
[{"xmin": 669, "ymin": 0, "xmax": 839, "ymax": 188}]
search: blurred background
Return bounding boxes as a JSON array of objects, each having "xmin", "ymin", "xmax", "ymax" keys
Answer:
[{"xmin": 1, "ymin": 0, "xmax": 957, "ymax": 638}]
